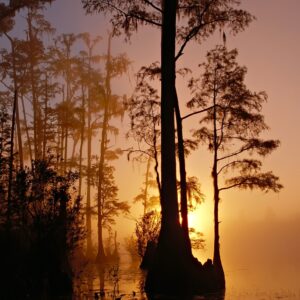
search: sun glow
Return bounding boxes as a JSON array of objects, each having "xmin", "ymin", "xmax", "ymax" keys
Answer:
[{"xmin": 188, "ymin": 207, "xmax": 208, "ymax": 232}]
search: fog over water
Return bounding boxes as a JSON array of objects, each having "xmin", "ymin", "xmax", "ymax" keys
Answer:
[{"xmin": 192, "ymin": 213, "xmax": 300, "ymax": 298}]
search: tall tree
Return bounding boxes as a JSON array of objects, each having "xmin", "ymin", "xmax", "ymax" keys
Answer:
[
  {"xmin": 83, "ymin": 0, "xmax": 253, "ymax": 293},
  {"xmin": 52, "ymin": 33, "xmax": 79, "ymax": 172},
  {"xmin": 3, "ymin": 33, "xmax": 24, "ymax": 168},
  {"xmin": 77, "ymin": 32, "xmax": 102, "ymax": 257},
  {"xmin": 188, "ymin": 46, "xmax": 283, "ymax": 286},
  {"xmin": 0, "ymin": 94, "xmax": 11, "ymax": 208},
  {"xmin": 96, "ymin": 34, "xmax": 129, "ymax": 261},
  {"xmin": 95, "ymin": 162, "xmax": 130, "ymax": 261},
  {"xmin": 24, "ymin": 8, "xmax": 54, "ymax": 159}
]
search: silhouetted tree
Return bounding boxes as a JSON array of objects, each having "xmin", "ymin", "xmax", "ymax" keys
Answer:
[
  {"xmin": 52, "ymin": 33, "xmax": 79, "ymax": 172},
  {"xmin": 94, "ymin": 163, "xmax": 130, "ymax": 261},
  {"xmin": 95, "ymin": 34, "xmax": 129, "ymax": 262},
  {"xmin": 0, "ymin": 95, "xmax": 12, "ymax": 222},
  {"xmin": 136, "ymin": 210, "xmax": 161, "ymax": 259},
  {"xmin": 188, "ymin": 45, "xmax": 283, "ymax": 286},
  {"xmin": 82, "ymin": 0, "xmax": 253, "ymax": 293},
  {"xmin": 0, "ymin": 157, "xmax": 84, "ymax": 298},
  {"xmin": 2, "ymin": 33, "xmax": 25, "ymax": 168},
  {"xmin": 76, "ymin": 32, "xmax": 102, "ymax": 257},
  {"xmin": 126, "ymin": 63, "xmax": 161, "ymax": 195},
  {"xmin": 0, "ymin": 0, "xmax": 54, "ymax": 23},
  {"xmin": 133, "ymin": 158, "xmax": 160, "ymax": 216}
]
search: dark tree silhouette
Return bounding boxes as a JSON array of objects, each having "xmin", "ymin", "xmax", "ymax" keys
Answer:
[
  {"xmin": 125, "ymin": 64, "xmax": 161, "ymax": 196},
  {"xmin": 82, "ymin": 0, "xmax": 253, "ymax": 294},
  {"xmin": 95, "ymin": 34, "xmax": 130, "ymax": 262},
  {"xmin": 76, "ymin": 32, "xmax": 102, "ymax": 257},
  {"xmin": 0, "ymin": 96, "xmax": 11, "ymax": 207},
  {"xmin": 0, "ymin": 0, "xmax": 54, "ymax": 33},
  {"xmin": 132, "ymin": 158, "xmax": 160, "ymax": 216},
  {"xmin": 188, "ymin": 45, "xmax": 283, "ymax": 286},
  {"xmin": 0, "ymin": 156, "xmax": 83, "ymax": 298}
]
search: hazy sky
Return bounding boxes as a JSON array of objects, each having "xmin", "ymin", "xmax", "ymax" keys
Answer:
[{"xmin": 10, "ymin": 0, "xmax": 300, "ymax": 270}]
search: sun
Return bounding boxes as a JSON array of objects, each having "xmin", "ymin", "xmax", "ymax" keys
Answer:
[
  {"xmin": 188, "ymin": 210, "xmax": 201, "ymax": 230},
  {"xmin": 187, "ymin": 203, "xmax": 212, "ymax": 234}
]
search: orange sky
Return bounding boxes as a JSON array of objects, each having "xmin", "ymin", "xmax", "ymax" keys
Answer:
[{"xmin": 11, "ymin": 0, "xmax": 300, "ymax": 268}]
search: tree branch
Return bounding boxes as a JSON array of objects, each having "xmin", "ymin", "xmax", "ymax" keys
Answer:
[
  {"xmin": 89, "ymin": 1, "xmax": 162, "ymax": 27},
  {"xmin": 217, "ymin": 145, "xmax": 252, "ymax": 162},
  {"xmin": 181, "ymin": 105, "xmax": 214, "ymax": 121},
  {"xmin": 219, "ymin": 181, "xmax": 246, "ymax": 192},
  {"xmin": 217, "ymin": 160, "xmax": 239, "ymax": 176},
  {"xmin": 175, "ymin": 0, "xmax": 215, "ymax": 61},
  {"xmin": 143, "ymin": 0, "xmax": 162, "ymax": 13}
]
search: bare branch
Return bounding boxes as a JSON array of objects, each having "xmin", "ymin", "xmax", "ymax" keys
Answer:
[
  {"xmin": 217, "ymin": 144, "xmax": 252, "ymax": 162},
  {"xmin": 181, "ymin": 105, "xmax": 214, "ymax": 121},
  {"xmin": 175, "ymin": 0, "xmax": 214, "ymax": 61}
]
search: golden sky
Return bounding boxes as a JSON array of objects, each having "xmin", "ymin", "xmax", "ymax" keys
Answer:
[{"xmin": 11, "ymin": 0, "xmax": 300, "ymax": 270}]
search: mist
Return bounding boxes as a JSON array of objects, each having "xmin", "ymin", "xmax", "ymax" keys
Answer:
[{"xmin": 219, "ymin": 213, "xmax": 300, "ymax": 292}]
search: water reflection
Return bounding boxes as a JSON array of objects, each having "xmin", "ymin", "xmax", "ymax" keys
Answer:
[
  {"xmin": 74, "ymin": 260, "xmax": 225, "ymax": 300},
  {"xmin": 74, "ymin": 260, "xmax": 300, "ymax": 300}
]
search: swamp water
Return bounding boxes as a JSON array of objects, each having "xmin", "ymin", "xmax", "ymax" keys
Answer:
[{"xmin": 73, "ymin": 254, "xmax": 300, "ymax": 300}]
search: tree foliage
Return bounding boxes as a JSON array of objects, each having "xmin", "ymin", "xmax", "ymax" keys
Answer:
[{"xmin": 189, "ymin": 45, "xmax": 283, "ymax": 193}]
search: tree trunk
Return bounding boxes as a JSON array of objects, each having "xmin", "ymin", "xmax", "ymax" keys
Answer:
[
  {"xmin": 14, "ymin": 73, "xmax": 23, "ymax": 169},
  {"xmin": 27, "ymin": 12, "xmax": 41, "ymax": 160},
  {"xmin": 20, "ymin": 94, "xmax": 33, "ymax": 166},
  {"xmin": 212, "ymin": 170, "xmax": 225, "ymax": 289},
  {"xmin": 146, "ymin": 0, "xmax": 197, "ymax": 295},
  {"xmin": 143, "ymin": 157, "xmax": 151, "ymax": 215},
  {"xmin": 59, "ymin": 123, "xmax": 65, "ymax": 173},
  {"xmin": 96, "ymin": 34, "xmax": 112, "ymax": 262},
  {"xmin": 174, "ymin": 89, "xmax": 191, "ymax": 248},
  {"xmin": 78, "ymin": 84, "xmax": 85, "ymax": 198},
  {"xmin": 86, "ymin": 79, "xmax": 92, "ymax": 257},
  {"xmin": 159, "ymin": 0, "xmax": 179, "ymax": 239},
  {"xmin": 64, "ymin": 126, "xmax": 68, "ymax": 172},
  {"xmin": 97, "ymin": 214, "xmax": 106, "ymax": 262},
  {"xmin": 145, "ymin": 1, "xmax": 225, "ymax": 295},
  {"xmin": 42, "ymin": 74, "xmax": 49, "ymax": 160},
  {"xmin": 7, "ymin": 89, "xmax": 17, "ymax": 229},
  {"xmin": 5, "ymin": 33, "xmax": 23, "ymax": 169},
  {"xmin": 212, "ymin": 88, "xmax": 225, "ymax": 289},
  {"xmin": 152, "ymin": 110, "xmax": 161, "ymax": 197},
  {"xmin": 71, "ymin": 135, "xmax": 78, "ymax": 163}
]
